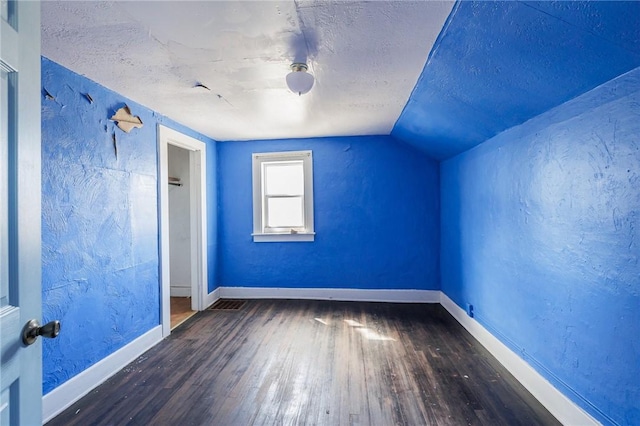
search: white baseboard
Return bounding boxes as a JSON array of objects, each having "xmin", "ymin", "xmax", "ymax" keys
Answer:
[
  {"xmin": 42, "ymin": 289, "xmax": 598, "ymax": 426},
  {"xmin": 439, "ymin": 293, "xmax": 598, "ymax": 426},
  {"xmin": 42, "ymin": 326, "xmax": 163, "ymax": 424},
  {"xmin": 204, "ymin": 287, "xmax": 221, "ymax": 309},
  {"xmin": 219, "ymin": 287, "xmax": 441, "ymax": 303},
  {"xmin": 170, "ymin": 287, "xmax": 191, "ymax": 297}
]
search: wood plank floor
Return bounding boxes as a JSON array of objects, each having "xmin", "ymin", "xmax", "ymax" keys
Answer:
[
  {"xmin": 47, "ymin": 300, "xmax": 560, "ymax": 426},
  {"xmin": 170, "ymin": 297, "xmax": 196, "ymax": 330}
]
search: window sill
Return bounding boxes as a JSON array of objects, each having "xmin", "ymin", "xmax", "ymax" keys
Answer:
[{"xmin": 252, "ymin": 232, "xmax": 315, "ymax": 243}]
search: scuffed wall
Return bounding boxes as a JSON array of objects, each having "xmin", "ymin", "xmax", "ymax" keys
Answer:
[
  {"xmin": 440, "ymin": 68, "xmax": 640, "ymax": 425},
  {"xmin": 41, "ymin": 57, "xmax": 217, "ymax": 394},
  {"xmin": 218, "ymin": 136, "xmax": 440, "ymax": 290}
]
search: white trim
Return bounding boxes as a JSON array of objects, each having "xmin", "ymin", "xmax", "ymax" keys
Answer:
[
  {"xmin": 40, "ymin": 289, "xmax": 598, "ymax": 426},
  {"xmin": 42, "ymin": 326, "xmax": 162, "ymax": 424},
  {"xmin": 205, "ymin": 287, "xmax": 221, "ymax": 309},
  {"xmin": 169, "ymin": 287, "xmax": 191, "ymax": 297},
  {"xmin": 158, "ymin": 125, "xmax": 209, "ymax": 338},
  {"xmin": 252, "ymin": 232, "xmax": 315, "ymax": 242},
  {"xmin": 252, "ymin": 150, "xmax": 314, "ymax": 242},
  {"xmin": 219, "ymin": 287, "xmax": 441, "ymax": 303},
  {"xmin": 158, "ymin": 129, "xmax": 170, "ymax": 337},
  {"xmin": 439, "ymin": 293, "xmax": 599, "ymax": 426},
  {"xmin": 253, "ymin": 151, "xmax": 311, "ymax": 160}
]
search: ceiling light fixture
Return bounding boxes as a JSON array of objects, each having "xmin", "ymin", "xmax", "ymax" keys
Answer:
[{"xmin": 286, "ymin": 63, "xmax": 314, "ymax": 96}]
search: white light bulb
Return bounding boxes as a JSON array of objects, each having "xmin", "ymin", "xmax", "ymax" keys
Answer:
[{"xmin": 286, "ymin": 63, "xmax": 314, "ymax": 95}]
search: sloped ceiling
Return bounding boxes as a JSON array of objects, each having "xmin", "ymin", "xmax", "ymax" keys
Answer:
[
  {"xmin": 392, "ymin": 1, "xmax": 640, "ymax": 160},
  {"xmin": 40, "ymin": 1, "xmax": 454, "ymax": 141},
  {"xmin": 41, "ymin": 1, "xmax": 640, "ymax": 159}
]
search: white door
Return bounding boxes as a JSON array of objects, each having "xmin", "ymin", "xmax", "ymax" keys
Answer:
[{"xmin": 1, "ymin": 2, "xmax": 47, "ymax": 425}]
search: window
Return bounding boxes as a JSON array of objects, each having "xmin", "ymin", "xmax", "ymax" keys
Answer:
[{"xmin": 252, "ymin": 150, "xmax": 314, "ymax": 242}]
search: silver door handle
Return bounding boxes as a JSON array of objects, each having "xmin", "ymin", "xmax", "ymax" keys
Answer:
[{"xmin": 22, "ymin": 319, "xmax": 61, "ymax": 346}]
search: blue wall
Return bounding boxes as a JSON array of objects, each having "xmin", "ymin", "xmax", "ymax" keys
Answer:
[
  {"xmin": 218, "ymin": 136, "xmax": 440, "ymax": 290},
  {"xmin": 41, "ymin": 57, "xmax": 217, "ymax": 394},
  {"xmin": 440, "ymin": 67, "xmax": 640, "ymax": 425},
  {"xmin": 40, "ymin": 6, "xmax": 639, "ymax": 419},
  {"xmin": 392, "ymin": 1, "xmax": 640, "ymax": 160}
]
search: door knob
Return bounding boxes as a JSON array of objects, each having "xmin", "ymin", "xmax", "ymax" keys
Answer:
[{"xmin": 22, "ymin": 319, "xmax": 61, "ymax": 346}]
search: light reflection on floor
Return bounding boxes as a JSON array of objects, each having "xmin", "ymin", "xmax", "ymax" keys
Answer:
[
  {"xmin": 355, "ymin": 327, "xmax": 395, "ymax": 341},
  {"xmin": 312, "ymin": 317, "xmax": 395, "ymax": 341}
]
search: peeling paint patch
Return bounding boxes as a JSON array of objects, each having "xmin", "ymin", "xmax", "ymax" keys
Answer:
[
  {"xmin": 40, "ymin": 1, "xmax": 454, "ymax": 141},
  {"xmin": 43, "ymin": 87, "xmax": 55, "ymax": 101},
  {"xmin": 110, "ymin": 105, "xmax": 143, "ymax": 133},
  {"xmin": 41, "ymin": 57, "xmax": 218, "ymax": 396}
]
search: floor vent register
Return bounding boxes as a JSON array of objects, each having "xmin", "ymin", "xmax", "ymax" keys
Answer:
[{"xmin": 208, "ymin": 299, "xmax": 247, "ymax": 311}]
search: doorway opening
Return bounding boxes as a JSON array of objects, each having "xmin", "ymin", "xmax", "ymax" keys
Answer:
[{"xmin": 158, "ymin": 125, "xmax": 208, "ymax": 337}]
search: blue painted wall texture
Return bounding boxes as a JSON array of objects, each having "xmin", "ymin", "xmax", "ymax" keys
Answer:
[
  {"xmin": 40, "ymin": 2, "xmax": 639, "ymax": 421},
  {"xmin": 217, "ymin": 136, "xmax": 440, "ymax": 290},
  {"xmin": 392, "ymin": 1, "xmax": 640, "ymax": 160},
  {"xmin": 440, "ymin": 67, "xmax": 640, "ymax": 425},
  {"xmin": 41, "ymin": 57, "xmax": 217, "ymax": 394}
]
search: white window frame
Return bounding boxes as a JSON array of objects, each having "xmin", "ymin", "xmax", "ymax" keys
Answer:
[{"xmin": 252, "ymin": 150, "xmax": 315, "ymax": 242}]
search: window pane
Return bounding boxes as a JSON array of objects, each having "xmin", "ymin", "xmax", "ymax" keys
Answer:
[
  {"xmin": 266, "ymin": 197, "xmax": 304, "ymax": 228},
  {"xmin": 264, "ymin": 162, "xmax": 303, "ymax": 196},
  {"xmin": 1, "ymin": 0, "xmax": 17, "ymax": 29}
]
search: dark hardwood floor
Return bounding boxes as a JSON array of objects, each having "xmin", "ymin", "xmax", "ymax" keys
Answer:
[{"xmin": 47, "ymin": 300, "xmax": 560, "ymax": 426}]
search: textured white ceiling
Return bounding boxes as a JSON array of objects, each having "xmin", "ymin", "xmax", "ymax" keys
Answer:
[{"xmin": 41, "ymin": 1, "xmax": 454, "ymax": 141}]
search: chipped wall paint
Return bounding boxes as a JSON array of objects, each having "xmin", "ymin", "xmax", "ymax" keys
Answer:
[
  {"xmin": 393, "ymin": 1, "xmax": 640, "ymax": 160},
  {"xmin": 41, "ymin": 57, "xmax": 218, "ymax": 394},
  {"xmin": 217, "ymin": 136, "xmax": 439, "ymax": 290},
  {"xmin": 440, "ymin": 67, "xmax": 640, "ymax": 425}
]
